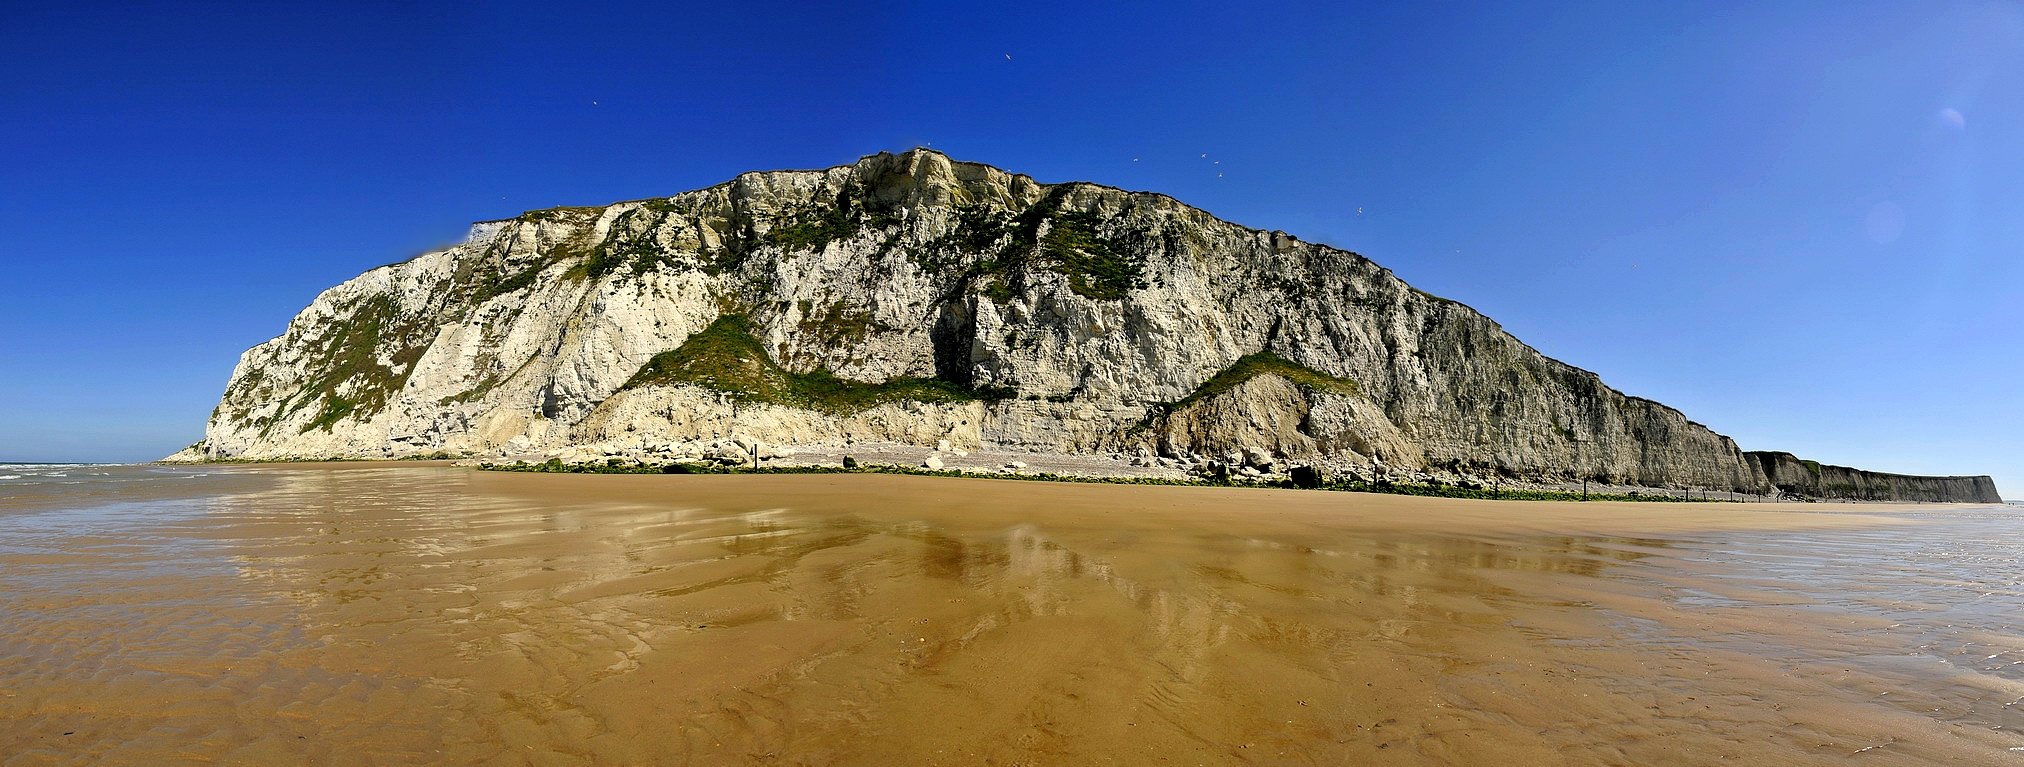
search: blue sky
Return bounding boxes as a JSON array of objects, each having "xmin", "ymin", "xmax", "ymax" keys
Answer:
[{"xmin": 1, "ymin": 1, "xmax": 2017, "ymax": 495}]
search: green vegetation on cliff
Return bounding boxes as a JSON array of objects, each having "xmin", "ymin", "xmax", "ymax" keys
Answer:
[
  {"xmin": 793, "ymin": 301, "xmax": 891, "ymax": 351},
  {"xmin": 917, "ymin": 189, "xmax": 1149, "ymax": 302},
  {"xmin": 765, "ymin": 190, "xmax": 902, "ymax": 253},
  {"xmin": 622, "ymin": 314, "xmax": 1001, "ymax": 412},
  {"xmin": 1170, "ymin": 352, "xmax": 1361, "ymax": 410},
  {"xmin": 288, "ymin": 294, "xmax": 428, "ymax": 433},
  {"xmin": 1036, "ymin": 205, "xmax": 1143, "ymax": 300}
]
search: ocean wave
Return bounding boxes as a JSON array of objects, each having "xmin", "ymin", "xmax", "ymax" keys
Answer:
[{"xmin": 0, "ymin": 475, "xmax": 20, "ymax": 481}]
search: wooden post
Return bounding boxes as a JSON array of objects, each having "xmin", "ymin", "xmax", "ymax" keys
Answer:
[
  {"xmin": 1582, "ymin": 479, "xmax": 1588, "ymax": 500},
  {"xmin": 750, "ymin": 445, "xmax": 760, "ymax": 471}
]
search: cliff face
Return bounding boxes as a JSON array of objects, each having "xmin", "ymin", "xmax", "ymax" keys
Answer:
[
  {"xmin": 1748, "ymin": 452, "xmax": 2001, "ymax": 503},
  {"xmin": 172, "ymin": 149, "xmax": 1997, "ymax": 502}
]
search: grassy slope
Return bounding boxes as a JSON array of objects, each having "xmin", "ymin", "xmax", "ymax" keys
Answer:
[
  {"xmin": 622, "ymin": 314, "xmax": 993, "ymax": 413},
  {"xmin": 1169, "ymin": 352, "xmax": 1360, "ymax": 410}
]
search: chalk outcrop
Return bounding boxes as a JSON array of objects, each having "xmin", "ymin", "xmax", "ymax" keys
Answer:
[
  {"xmin": 1747, "ymin": 452, "xmax": 2000, "ymax": 504},
  {"xmin": 169, "ymin": 149, "xmax": 2000, "ymax": 503}
]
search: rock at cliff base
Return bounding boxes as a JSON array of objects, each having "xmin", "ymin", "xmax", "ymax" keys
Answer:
[{"xmin": 1291, "ymin": 465, "xmax": 1324, "ymax": 489}]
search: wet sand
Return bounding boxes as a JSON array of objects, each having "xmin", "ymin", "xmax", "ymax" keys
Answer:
[{"xmin": 2, "ymin": 466, "xmax": 2020, "ymax": 765}]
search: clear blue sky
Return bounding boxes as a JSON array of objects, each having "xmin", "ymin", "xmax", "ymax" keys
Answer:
[{"xmin": 1, "ymin": 1, "xmax": 2017, "ymax": 495}]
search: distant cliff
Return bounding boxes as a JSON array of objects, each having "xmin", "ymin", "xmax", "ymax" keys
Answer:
[
  {"xmin": 168, "ymin": 149, "xmax": 1999, "ymax": 503},
  {"xmin": 1748, "ymin": 452, "xmax": 2000, "ymax": 503}
]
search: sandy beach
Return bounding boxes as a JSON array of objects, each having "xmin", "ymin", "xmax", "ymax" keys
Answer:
[{"xmin": 1, "ymin": 464, "xmax": 2018, "ymax": 765}]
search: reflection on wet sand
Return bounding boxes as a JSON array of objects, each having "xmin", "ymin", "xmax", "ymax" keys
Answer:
[{"xmin": 1, "ymin": 467, "xmax": 2019, "ymax": 765}]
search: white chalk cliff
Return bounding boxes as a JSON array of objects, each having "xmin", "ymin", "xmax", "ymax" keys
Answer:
[{"xmin": 169, "ymin": 149, "xmax": 2000, "ymax": 503}]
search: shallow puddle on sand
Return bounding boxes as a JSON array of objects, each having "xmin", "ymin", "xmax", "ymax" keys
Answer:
[{"xmin": 1, "ymin": 467, "xmax": 2019, "ymax": 765}]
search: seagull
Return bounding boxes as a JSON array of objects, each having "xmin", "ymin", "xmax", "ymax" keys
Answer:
[
  {"xmin": 1004, "ymin": 53, "xmax": 1012, "ymax": 60},
  {"xmin": 1357, "ymin": 207, "xmax": 1363, "ymax": 216}
]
